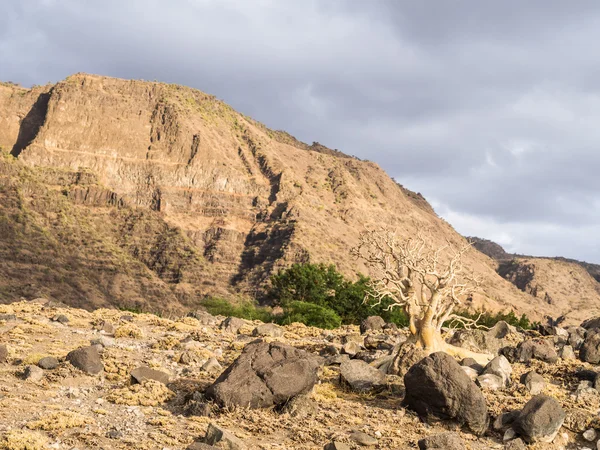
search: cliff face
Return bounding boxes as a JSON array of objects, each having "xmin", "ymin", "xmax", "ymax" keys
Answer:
[{"xmin": 0, "ymin": 74, "xmax": 559, "ymax": 319}]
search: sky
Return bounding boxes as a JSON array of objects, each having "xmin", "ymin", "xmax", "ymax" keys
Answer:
[{"xmin": 2, "ymin": 0, "xmax": 600, "ymax": 263}]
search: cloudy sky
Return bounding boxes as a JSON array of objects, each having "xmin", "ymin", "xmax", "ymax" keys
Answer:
[{"xmin": 2, "ymin": 1, "xmax": 600, "ymax": 263}]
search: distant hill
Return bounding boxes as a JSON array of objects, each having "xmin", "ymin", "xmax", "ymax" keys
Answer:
[{"xmin": 468, "ymin": 236, "xmax": 600, "ymax": 323}]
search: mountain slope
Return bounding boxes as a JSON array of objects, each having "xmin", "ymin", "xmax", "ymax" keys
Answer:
[
  {"xmin": 470, "ymin": 237, "xmax": 600, "ymax": 323},
  {"xmin": 0, "ymin": 74, "xmax": 557, "ymax": 320}
]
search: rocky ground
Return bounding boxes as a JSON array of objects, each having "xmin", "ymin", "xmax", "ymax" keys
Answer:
[{"xmin": 1, "ymin": 299, "xmax": 600, "ymax": 449}]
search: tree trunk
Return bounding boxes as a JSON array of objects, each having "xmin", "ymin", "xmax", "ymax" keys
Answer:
[{"xmin": 414, "ymin": 323, "xmax": 492, "ymax": 365}]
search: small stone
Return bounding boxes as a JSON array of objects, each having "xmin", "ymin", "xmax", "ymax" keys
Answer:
[
  {"xmin": 23, "ymin": 365, "xmax": 44, "ymax": 382},
  {"xmin": 131, "ymin": 366, "xmax": 171, "ymax": 385},
  {"xmin": 476, "ymin": 373, "xmax": 504, "ymax": 391},
  {"xmin": 583, "ymin": 428, "xmax": 597, "ymax": 441},
  {"xmin": 52, "ymin": 314, "xmax": 69, "ymax": 324},
  {"xmin": 461, "ymin": 366, "xmax": 479, "ymax": 381},
  {"xmin": 252, "ymin": 323, "xmax": 284, "ymax": 338},
  {"xmin": 349, "ymin": 431, "xmax": 378, "ymax": 446},
  {"xmin": 90, "ymin": 336, "xmax": 115, "ymax": 348},
  {"xmin": 203, "ymin": 423, "xmax": 246, "ymax": 449},
  {"xmin": 106, "ymin": 429, "xmax": 123, "ymax": 439},
  {"xmin": 281, "ymin": 395, "xmax": 318, "ymax": 419},
  {"xmin": 360, "ymin": 316, "xmax": 386, "ymax": 334},
  {"xmin": 341, "ymin": 341, "xmax": 361, "ymax": 356},
  {"xmin": 482, "ymin": 355, "xmax": 512, "ymax": 386},
  {"xmin": 38, "ymin": 356, "xmax": 59, "ymax": 370},
  {"xmin": 220, "ymin": 317, "xmax": 248, "ymax": 334},
  {"xmin": 460, "ymin": 357, "xmax": 483, "ymax": 373},
  {"xmin": 201, "ymin": 358, "xmax": 222, "ymax": 375},
  {"xmin": 503, "ymin": 428, "xmax": 516, "ymax": 442},
  {"xmin": 494, "ymin": 410, "xmax": 520, "ymax": 431},
  {"xmin": 0, "ymin": 344, "xmax": 8, "ymax": 363},
  {"xmin": 560, "ymin": 345, "xmax": 576, "ymax": 360},
  {"xmin": 504, "ymin": 437, "xmax": 527, "ymax": 450},
  {"xmin": 66, "ymin": 346, "xmax": 104, "ymax": 375},
  {"xmin": 418, "ymin": 432, "xmax": 465, "ymax": 449},
  {"xmin": 339, "ymin": 360, "xmax": 386, "ymax": 392},
  {"xmin": 323, "ymin": 442, "xmax": 351, "ymax": 450},
  {"xmin": 521, "ymin": 371, "xmax": 545, "ymax": 395},
  {"xmin": 95, "ymin": 320, "xmax": 115, "ymax": 335}
]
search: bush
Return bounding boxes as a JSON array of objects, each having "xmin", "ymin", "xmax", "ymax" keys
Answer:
[
  {"xmin": 269, "ymin": 263, "xmax": 344, "ymax": 307},
  {"xmin": 276, "ymin": 301, "xmax": 342, "ymax": 329},
  {"xmin": 200, "ymin": 297, "xmax": 272, "ymax": 322},
  {"xmin": 269, "ymin": 263, "xmax": 409, "ymax": 327}
]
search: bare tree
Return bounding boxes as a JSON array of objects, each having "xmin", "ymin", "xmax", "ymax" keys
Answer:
[{"xmin": 351, "ymin": 228, "xmax": 492, "ymax": 363}]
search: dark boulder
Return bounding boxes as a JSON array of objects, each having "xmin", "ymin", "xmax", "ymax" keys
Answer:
[
  {"xmin": 512, "ymin": 394, "xmax": 565, "ymax": 443},
  {"xmin": 404, "ymin": 352, "xmax": 489, "ymax": 434},
  {"xmin": 515, "ymin": 339, "xmax": 558, "ymax": 364},
  {"xmin": 66, "ymin": 346, "xmax": 104, "ymax": 375},
  {"xmin": 205, "ymin": 341, "xmax": 320, "ymax": 409}
]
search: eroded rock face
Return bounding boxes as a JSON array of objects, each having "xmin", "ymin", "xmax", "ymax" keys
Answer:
[
  {"xmin": 205, "ymin": 341, "xmax": 320, "ymax": 409},
  {"xmin": 404, "ymin": 352, "xmax": 489, "ymax": 434}
]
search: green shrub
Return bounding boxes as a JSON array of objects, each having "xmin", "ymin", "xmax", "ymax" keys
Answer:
[
  {"xmin": 269, "ymin": 263, "xmax": 408, "ymax": 327},
  {"xmin": 276, "ymin": 301, "xmax": 342, "ymax": 329},
  {"xmin": 269, "ymin": 263, "xmax": 344, "ymax": 307},
  {"xmin": 200, "ymin": 297, "xmax": 272, "ymax": 322}
]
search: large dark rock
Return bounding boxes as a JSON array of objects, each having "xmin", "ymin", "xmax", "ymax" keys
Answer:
[
  {"xmin": 418, "ymin": 432, "xmax": 466, "ymax": 449},
  {"xmin": 512, "ymin": 394, "xmax": 565, "ymax": 443},
  {"xmin": 66, "ymin": 345, "xmax": 104, "ymax": 375},
  {"xmin": 205, "ymin": 341, "xmax": 320, "ymax": 409},
  {"xmin": 515, "ymin": 339, "xmax": 558, "ymax": 364},
  {"xmin": 339, "ymin": 359, "xmax": 386, "ymax": 392},
  {"xmin": 579, "ymin": 331, "xmax": 600, "ymax": 364},
  {"xmin": 404, "ymin": 352, "xmax": 489, "ymax": 434},
  {"xmin": 360, "ymin": 316, "xmax": 386, "ymax": 334}
]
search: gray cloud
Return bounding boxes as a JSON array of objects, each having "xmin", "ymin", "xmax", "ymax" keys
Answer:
[{"xmin": 2, "ymin": 0, "xmax": 600, "ymax": 262}]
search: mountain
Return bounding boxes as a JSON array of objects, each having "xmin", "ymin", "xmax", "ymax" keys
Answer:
[
  {"xmin": 469, "ymin": 237, "xmax": 600, "ymax": 323},
  {"xmin": 0, "ymin": 74, "xmax": 565, "ymax": 320}
]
